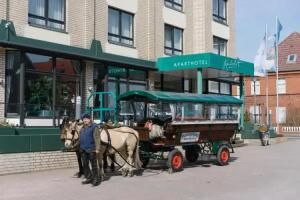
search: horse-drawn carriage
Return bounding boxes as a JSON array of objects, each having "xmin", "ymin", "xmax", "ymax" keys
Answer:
[
  {"xmin": 61, "ymin": 90, "xmax": 242, "ymax": 176},
  {"xmin": 117, "ymin": 90, "xmax": 242, "ymax": 173}
]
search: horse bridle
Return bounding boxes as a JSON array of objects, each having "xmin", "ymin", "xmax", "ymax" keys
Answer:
[{"xmin": 65, "ymin": 128, "xmax": 79, "ymax": 147}]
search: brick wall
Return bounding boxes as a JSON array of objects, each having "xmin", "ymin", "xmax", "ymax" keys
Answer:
[
  {"xmin": 0, "ymin": 151, "xmax": 77, "ymax": 175},
  {"xmin": 8, "ymin": 0, "xmax": 28, "ymax": 35},
  {"xmin": 204, "ymin": 0, "xmax": 213, "ymax": 52},
  {"xmin": 0, "ymin": 0, "xmax": 6, "ymax": 20},
  {"xmin": 244, "ymin": 71, "xmax": 300, "ymax": 125},
  {"xmin": 154, "ymin": 0, "xmax": 164, "ymax": 59},
  {"xmin": 227, "ymin": 0, "xmax": 236, "ymax": 57},
  {"xmin": 7, "ymin": 0, "xmax": 88, "ymax": 49},
  {"xmin": 184, "ymin": 0, "xmax": 194, "ymax": 54},
  {"xmin": 146, "ymin": 0, "xmax": 156, "ymax": 61},
  {"xmin": 84, "ymin": 0, "xmax": 96, "ymax": 49},
  {"xmin": 136, "ymin": 0, "xmax": 149, "ymax": 60},
  {"xmin": 68, "ymin": 0, "xmax": 86, "ymax": 48},
  {"xmin": 1, "ymin": 0, "xmax": 235, "ymax": 60},
  {"xmin": 193, "ymin": 0, "xmax": 213, "ymax": 53},
  {"xmin": 193, "ymin": 0, "xmax": 204, "ymax": 53},
  {"xmin": 95, "ymin": 0, "xmax": 108, "ymax": 50}
]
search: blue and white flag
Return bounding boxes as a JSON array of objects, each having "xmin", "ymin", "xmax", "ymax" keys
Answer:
[
  {"xmin": 254, "ymin": 34, "xmax": 276, "ymax": 76},
  {"xmin": 265, "ymin": 34, "xmax": 276, "ymax": 72},
  {"xmin": 254, "ymin": 37, "xmax": 267, "ymax": 77},
  {"xmin": 276, "ymin": 18, "xmax": 283, "ymax": 41}
]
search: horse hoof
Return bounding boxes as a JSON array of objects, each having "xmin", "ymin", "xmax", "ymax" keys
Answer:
[
  {"xmin": 122, "ymin": 170, "xmax": 128, "ymax": 177},
  {"xmin": 110, "ymin": 167, "xmax": 115, "ymax": 173},
  {"xmin": 128, "ymin": 171, "xmax": 134, "ymax": 177}
]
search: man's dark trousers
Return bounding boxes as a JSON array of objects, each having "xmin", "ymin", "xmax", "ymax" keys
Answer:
[{"xmin": 81, "ymin": 150, "xmax": 100, "ymax": 184}]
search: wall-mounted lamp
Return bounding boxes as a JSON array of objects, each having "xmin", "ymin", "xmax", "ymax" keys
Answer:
[
  {"xmin": 5, "ymin": 22, "xmax": 11, "ymax": 29},
  {"xmin": 88, "ymin": 86, "xmax": 94, "ymax": 93}
]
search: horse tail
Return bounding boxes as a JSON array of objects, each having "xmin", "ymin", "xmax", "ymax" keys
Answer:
[{"xmin": 133, "ymin": 130, "xmax": 142, "ymax": 169}]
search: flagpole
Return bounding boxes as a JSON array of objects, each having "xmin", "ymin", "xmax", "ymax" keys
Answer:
[
  {"xmin": 265, "ymin": 24, "xmax": 269, "ymax": 126},
  {"xmin": 276, "ymin": 16, "xmax": 279, "ymax": 132}
]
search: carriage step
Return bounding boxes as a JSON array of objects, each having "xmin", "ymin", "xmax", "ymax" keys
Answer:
[
  {"xmin": 232, "ymin": 139, "xmax": 244, "ymax": 144},
  {"xmin": 232, "ymin": 141, "xmax": 247, "ymax": 148},
  {"xmin": 231, "ymin": 138, "xmax": 247, "ymax": 148}
]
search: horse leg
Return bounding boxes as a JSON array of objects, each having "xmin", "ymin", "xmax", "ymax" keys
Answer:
[
  {"xmin": 126, "ymin": 135, "xmax": 138, "ymax": 177},
  {"xmin": 103, "ymin": 154, "xmax": 109, "ymax": 172},
  {"xmin": 120, "ymin": 151, "xmax": 129, "ymax": 177},
  {"xmin": 126, "ymin": 148, "xmax": 135, "ymax": 177},
  {"xmin": 109, "ymin": 154, "xmax": 116, "ymax": 172},
  {"xmin": 97, "ymin": 150, "xmax": 106, "ymax": 181},
  {"xmin": 75, "ymin": 151, "xmax": 84, "ymax": 178}
]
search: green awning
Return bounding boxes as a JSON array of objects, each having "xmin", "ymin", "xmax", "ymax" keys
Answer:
[
  {"xmin": 118, "ymin": 90, "xmax": 243, "ymax": 104},
  {"xmin": 157, "ymin": 53, "xmax": 254, "ymax": 76},
  {"xmin": 0, "ymin": 20, "xmax": 155, "ymax": 70}
]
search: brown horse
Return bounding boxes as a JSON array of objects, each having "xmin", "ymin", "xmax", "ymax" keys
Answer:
[{"xmin": 59, "ymin": 118, "xmax": 115, "ymax": 178}]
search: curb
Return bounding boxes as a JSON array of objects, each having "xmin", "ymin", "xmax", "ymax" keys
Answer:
[{"xmin": 244, "ymin": 137, "xmax": 288, "ymax": 146}]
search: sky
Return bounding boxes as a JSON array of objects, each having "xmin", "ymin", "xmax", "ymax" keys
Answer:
[{"xmin": 236, "ymin": 0, "xmax": 300, "ymax": 62}]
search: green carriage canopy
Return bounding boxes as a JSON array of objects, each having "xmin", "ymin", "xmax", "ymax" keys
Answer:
[{"xmin": 118, "ymin": 90, "xmax": 243, "ymax": 104}]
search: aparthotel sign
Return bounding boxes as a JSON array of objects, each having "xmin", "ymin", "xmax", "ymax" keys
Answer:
[
  {"xmin": 173, "ymin": 59, "xmax": 209, "ymax": 68},
  {"xmin": 157, "ymin": 53, "xmax": 254, "ymax": 76}
]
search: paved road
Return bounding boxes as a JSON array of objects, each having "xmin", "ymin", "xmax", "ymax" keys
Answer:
[{"xmin": 1, "ymin": 139, "xmax": 300, "ymax": 200}]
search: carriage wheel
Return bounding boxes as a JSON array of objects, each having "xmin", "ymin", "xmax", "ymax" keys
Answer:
[
  {"xmin": 167, "ymin": 149, "xmax": 184, "ymax": 173},
  {"xmin": 185, "ymin": 148, "xmax": 199, "ymax": 163},
  {"xmin": 217, "ymin": 145, "xmax": 230, "ymax": 166}
]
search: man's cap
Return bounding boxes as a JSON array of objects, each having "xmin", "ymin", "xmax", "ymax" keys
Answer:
[{"xmin": 81, "ymin": 113, "xmax": 91, "ymax": 120}]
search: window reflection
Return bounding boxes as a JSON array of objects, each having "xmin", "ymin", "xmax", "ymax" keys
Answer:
[
  {"xmin": 25, "ymin": 74, "xmax": 52, "ymax": 117},
  {"xmin": 5, "ymin": 51, "xmax": 82, "ymax": 121}
]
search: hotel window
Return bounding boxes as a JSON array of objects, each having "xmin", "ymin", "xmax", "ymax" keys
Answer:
[
  {"xmin": 208, "ymin": 80, "xmax": 231, "ymax": 95},
  {"xmin": 165, "ymin": 25, "xmax": 183, "ymax": 55},
  {"xmin": 287, "ymin": 54, "xmax": 297, "ymax": 63},
  {"xmin": 277, "ymin": 107, "xmax": 286, "ymax": 123},
  {"xmin": 28, "ymin": 0, "xmax": 65, "ymax": 30},
  {"xmin": 213, "ymin": 36, "xmax": 227, "ymax": 56},
  {"xmin": 108, "ymin": 7, "xmax": 134, "ymax": 46},
  {"xmin": 165, "ymin": 0, "xmax": 183, "ymax": 11},
  {"xmin": 208, "ymin": 80, "xmax": 219, "ymax": 93},
  {"xmin": 220, "ymin": 82, "xmax": 230, "ymax": 95},
  {"xmin": 251, "ymin": 80, "xmax": 260, "ymax": 95},
  {"xmin": 277, "ymin": 78, "xmax": 286, "ymax": 94},
  {"xmin": 236, "ymin": 86, "xmax": 240, "ymax": 99},
  {"xmin": 250, "ymin": 106, "xmax": 261, "ymax": 123},
  {"xmin": 213, "ymin": 0, "xmax": 227, "ymax": 23}
]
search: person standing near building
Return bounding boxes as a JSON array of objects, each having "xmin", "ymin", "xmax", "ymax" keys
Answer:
[{"xmin": 80, "ymin": 113, "xmax": 101, "ymax": 186}]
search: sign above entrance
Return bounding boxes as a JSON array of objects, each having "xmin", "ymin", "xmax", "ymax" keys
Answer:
[{"xmin": 157, "ymin": 53, "xmax": 254, "ymax": 76}]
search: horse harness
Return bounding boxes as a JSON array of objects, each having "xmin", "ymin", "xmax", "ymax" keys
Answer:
[{"xmin": 98, "ymin": 126, "xmax": 139, "ymax": 169}]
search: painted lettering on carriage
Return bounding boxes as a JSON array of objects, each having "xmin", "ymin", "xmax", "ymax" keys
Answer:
[{"xmin": 180, "ymin": 132, "xmax": 200, "ymax": 143}]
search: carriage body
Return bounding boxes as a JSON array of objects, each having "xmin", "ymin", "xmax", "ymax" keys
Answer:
[{"xmin": 118, "ymin": 90, "xmax": 242, "ymax": 172}]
